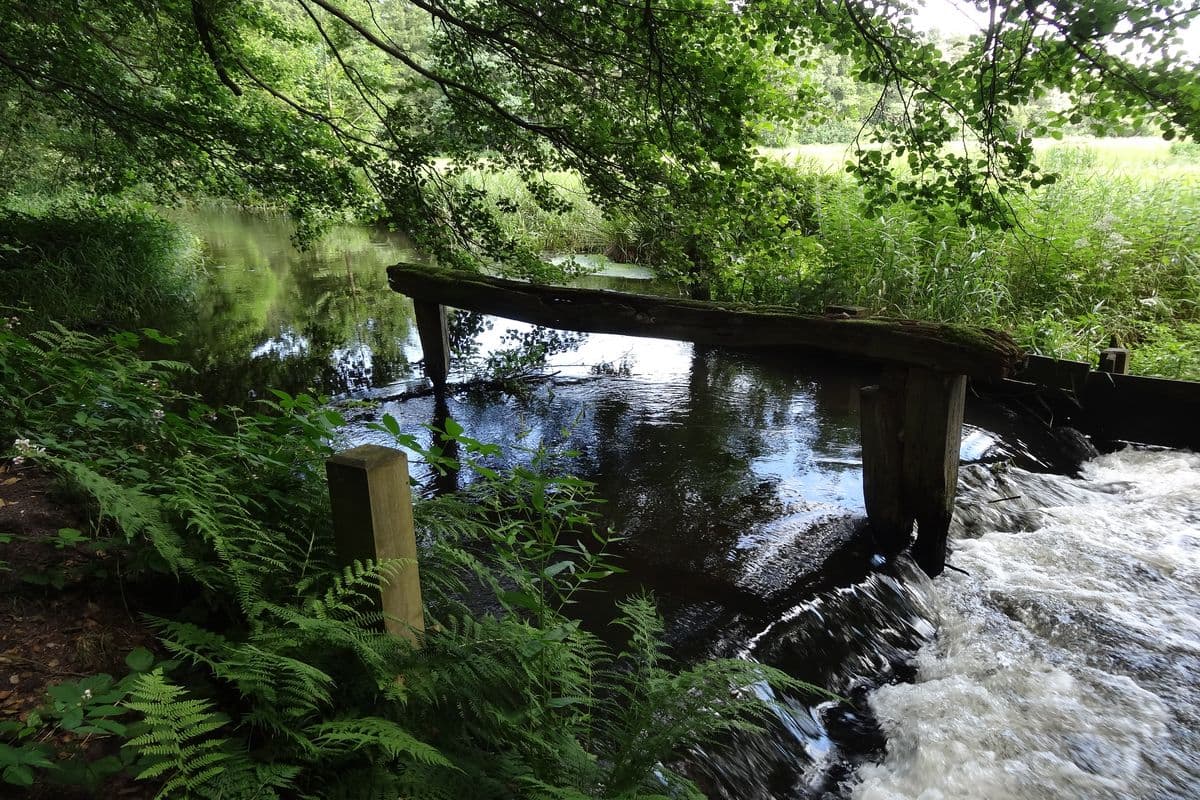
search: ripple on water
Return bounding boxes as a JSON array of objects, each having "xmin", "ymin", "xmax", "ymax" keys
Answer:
[{"xmin": 853, "ymin": 449, "xmax": 1200, "ymax": 800}]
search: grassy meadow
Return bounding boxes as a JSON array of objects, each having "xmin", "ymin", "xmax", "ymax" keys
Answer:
[{"xmin": 464, "ymin": 137, "xmax": 1200, "ymax": 380}]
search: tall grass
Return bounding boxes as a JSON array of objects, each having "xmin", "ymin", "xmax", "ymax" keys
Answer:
[
  {"xmin": 0, "ymin": 197, "xmax": 201, "ymax": 328},
  {"xmin": 807, "ymin": 145, "xmax": 1200, "ymax": 377}
]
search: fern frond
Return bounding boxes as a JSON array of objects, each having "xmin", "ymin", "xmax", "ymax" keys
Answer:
[
  {"xmin": 124, "ymin": 670, "xmax": 290, "ymax": 799},
  {"xmin": 147, "ymin": 618, "xmax": 335, "ymax": 721},
  {"xmin": 46, "ymin": 456, "xmax": 193, "ymax": 574},
  {"xmin": 308, "ymin": 716, "xmax": 451, "ymax": 767}
]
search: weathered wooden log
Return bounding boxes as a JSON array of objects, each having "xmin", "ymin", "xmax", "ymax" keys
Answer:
[
  {"xmin": 387, "ymin": 263, "xmax": 1024, "ymax": 380},
  {"xmin": 326, "ymin": 445, "xmax": 424, "ymax": 644},
  {"xmin": 900, "ymin": 368, "xmax": 967, "ymax": 577},
  {"xmin": 413, "ymin": 301, "xmax": 450, "ymax": 389},
  {"xmin": 824, "ymin": 304, "xmax": 869, "ymax": 318},
  {"xmin": 859, "ymin": 369, "xmax": 912, "ymax": 553}
]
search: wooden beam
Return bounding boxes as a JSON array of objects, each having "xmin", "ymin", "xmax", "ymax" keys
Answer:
[
  {"xmin": 413, "ymin": 301, "xmax": 450, "ymax": 389},
  {"xmin": 859, "ymin": 369, "xmax": 912, "ymax": 553},
  {"xmin": 900, "ymin": 368, "xmax": 967, "ymax": 577},
  {"xmin": 388, "ymin": 263, "xmax": 1024, "ymax": 381},
  {"xmin": 1079, "ymin": 370, "xmax": 1200, "ymax": 449},
  {"xmin": 326, "ymin": 445, "xmax": 424, "ymax": 644}
]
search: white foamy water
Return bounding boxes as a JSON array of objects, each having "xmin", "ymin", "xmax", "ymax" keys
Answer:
[{"xmin": 854, "ymin": 449, "xmax": 1200, "ymax": 800}]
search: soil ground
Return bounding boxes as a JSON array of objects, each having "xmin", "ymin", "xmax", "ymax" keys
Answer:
[{"xmin": 0, "ymin": 460, "xmax": 155, "ymax": 798}]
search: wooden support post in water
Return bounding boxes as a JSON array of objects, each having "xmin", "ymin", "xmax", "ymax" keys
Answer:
[
  {"xmin": 413, "ymin": 301, "xmax": 450, "ymax": 389},
  {"xmin": 899, "ymin": 368, "xmax": 967, "ymax": 577},
  {"xmin": 326, "ymin": 445, "xmax": 424, "ymax": 644},
  {"xmin": 859, "ymin": 369, "xmax": 912, "ymax": 554}
]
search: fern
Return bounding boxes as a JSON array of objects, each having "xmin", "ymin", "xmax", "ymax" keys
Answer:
[
  {"xmin": 124, "ymin": 670, "xmax": 288, "ymax": 799},
  {"xmin": 307, "ymin": 717, "xmax": 450, "ymax": 767},
  {"xmin": 4, "ymin": 323, "xmax": 818, "ymax": 799},
  {"xmin": 147, "ymin": 618, "xmax": 335, "ymax": 722},
  {"xmin": 44, "ymin": 455, "xmax": 193, "ymax": 574}
]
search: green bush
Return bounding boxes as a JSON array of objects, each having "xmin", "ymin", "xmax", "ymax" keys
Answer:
[{"xmin": 0, "ymin": 198, "xmax": 200, "ymax": 328}]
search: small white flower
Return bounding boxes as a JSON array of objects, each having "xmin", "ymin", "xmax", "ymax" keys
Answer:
[
  {"xmin": 11, "ymin": 455, "xmax": 24, "ymax": 467},
  {"xmin": 152, "ymin": 409, "xmax": 165, "ymax": 420},
  {"xmin": 13, "ymin": 438, "xmax": 32, "ymax": 452},
  {"xmin": 82, "ymin": 688, "xmax": 93, "ymax": 701}
]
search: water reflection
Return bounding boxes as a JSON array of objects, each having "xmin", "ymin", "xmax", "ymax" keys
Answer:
[{"xmin": 148, "ymin": 206, "xmax": 422, "ymax": 404}]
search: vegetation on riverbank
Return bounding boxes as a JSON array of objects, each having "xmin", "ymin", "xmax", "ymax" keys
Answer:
[
  {"xmin": 0, "ymin": 199, "xmax": 201, "ymax": 329},
  {"xmin": 0, "ymin": 322, "xmax": 800, "ymax": 798}
]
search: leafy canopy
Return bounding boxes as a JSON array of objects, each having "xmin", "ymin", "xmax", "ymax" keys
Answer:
[{"xmin": 1, "ymin": 0, "xmax": 1197, "ymax": 269}]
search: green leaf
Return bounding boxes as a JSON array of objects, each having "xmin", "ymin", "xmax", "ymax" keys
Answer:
[
  {"xmin": 442, "ymin": 417, "xmax": 465, "ymax": 438},
  {"xmin": 499, "ymin": 590, "xmax": 540, "ymax": 611},
  {"xmin": 125, "ymin": 646, "xmax": 155, "ymax": 673},
  {"xmin": 3, "ymin": 764, "xmax": 35, "ymax": 787},
  {"xmin": 542, "ymin": 560, "xmax": 574, "ymax": 579},
  {"xmin": 381, "ymin": 414, "xmax": 401, "ymax": 436}
]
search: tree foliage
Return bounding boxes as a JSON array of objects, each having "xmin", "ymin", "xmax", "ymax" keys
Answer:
[{"xmin": 1, "ymin": 0, "xmax": 1197, "ymax": 276}]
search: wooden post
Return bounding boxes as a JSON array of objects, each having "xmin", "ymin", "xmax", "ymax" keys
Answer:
[
  {"xmin": 1098, "ymin": 346, "xmax": 1129, "ymax": 374},
  {"xmin": 859, "ymin": 369, "xmax": 912, "ymax": 554},
  {"xmin": 900, "ymin": 368, "xmax": 967, "ymax": 577},
  {"xmin": 413, "ymin": 301, "xmax": 450, "ymax": 389},
  {"xmin": 326, "ymin": 445, "xmax": 424, "ymax": 644}
]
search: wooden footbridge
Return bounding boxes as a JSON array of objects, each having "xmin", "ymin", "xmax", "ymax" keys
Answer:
[{"xmin": 387, "ymin": 262, "xmax": 1200, "ymax": 578}]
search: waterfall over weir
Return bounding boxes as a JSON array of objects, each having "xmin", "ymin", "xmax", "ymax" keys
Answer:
[{"xmin": 690, "ymin": 450, "xmax": 1200, "ymax": 800}]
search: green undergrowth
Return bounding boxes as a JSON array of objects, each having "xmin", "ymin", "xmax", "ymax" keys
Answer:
[
  {"xmin": 805, "ymin": 148, "xmax": 1200, "ymax": 378},
  {"xmin": 0, "ymin": 322, "xmax": 803, "ymax": 799},
  {"xmin": 480, "ymin": 143, "xmax": 1200, "ymax": 380},
  {"xmin": 0, "ymin": 198, "xmax": 201, "ymax": 329}
]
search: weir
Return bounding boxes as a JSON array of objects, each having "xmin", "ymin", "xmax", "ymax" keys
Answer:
[{"xmin": 387, "ymin": 262, "xmax": 1026, "ymax": 577}]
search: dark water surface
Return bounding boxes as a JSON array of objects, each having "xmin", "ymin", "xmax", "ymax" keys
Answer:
[{"xmin": 152, "ymin": 208, "xmax": 1198, "ymax": 798}]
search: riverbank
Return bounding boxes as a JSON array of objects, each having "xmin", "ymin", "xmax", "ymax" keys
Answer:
[{"xmin": 0, "ymin": 463, "xmax": 156, "ymax": 798}]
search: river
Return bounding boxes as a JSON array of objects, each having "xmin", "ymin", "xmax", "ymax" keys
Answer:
[{"xmin": 153, "ymin": 207, "xmax": 1200, "ymax": 799}]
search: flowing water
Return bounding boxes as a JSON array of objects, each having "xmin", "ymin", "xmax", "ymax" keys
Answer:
[
  {"xmin": 852, "ymin": 451, "xmax": 1200, "ymax": 800},
  {"xmin": 157, "ymin": 207, "xmax": 1199, "ymax": 799}
]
